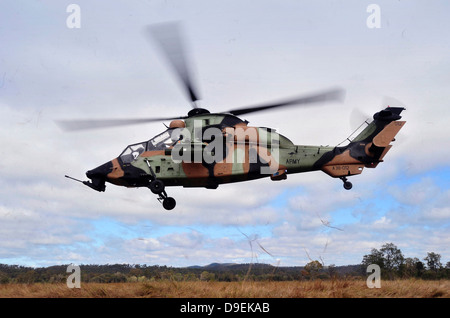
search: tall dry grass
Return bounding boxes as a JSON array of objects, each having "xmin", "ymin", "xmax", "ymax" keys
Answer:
[{"xmin": 0, "ymin": 279, "xmax": 448, "ymax": 298}]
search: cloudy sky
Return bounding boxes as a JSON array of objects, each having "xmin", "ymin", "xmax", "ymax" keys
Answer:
[{"xmin": 0, "ymin": 0, "xmax": 449, "ymax": 268}]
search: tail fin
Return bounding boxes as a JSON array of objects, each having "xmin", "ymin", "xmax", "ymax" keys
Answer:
[
  {"xmin": 318, "ymin": 107, "xmax": 406, "ymax": 180},
  {"xmin": 354, "ymin": 107, "xmax": 406, "ymax": 168}
]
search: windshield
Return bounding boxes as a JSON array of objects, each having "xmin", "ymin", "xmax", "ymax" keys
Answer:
[
  {"xmin": 119, "ymin": 142, "xmax": 147, "ymax": 164},
  {"xmin": 119, "ymin": 129, "xmax": 180, "ymax": 164},
  {"xmin": 147, "ymin": 128, "xmax": 179, "ymax": 151}
]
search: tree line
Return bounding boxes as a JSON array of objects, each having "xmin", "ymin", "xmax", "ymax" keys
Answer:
[
  {"xmin": 0, "ymin": 243, "xmax": 447, "ymax": 283},
  {"xmin": 361, "ymin": 242, "xmax": 449, "ymax": 280}
]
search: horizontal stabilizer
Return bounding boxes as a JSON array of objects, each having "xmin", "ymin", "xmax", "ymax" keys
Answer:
[{"xmin": 373, "ymin": 121, "xmax": 406, "ymax": 147}]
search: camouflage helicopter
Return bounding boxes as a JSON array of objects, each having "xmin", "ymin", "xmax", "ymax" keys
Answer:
[{"xmin": 58, "ymin": 23, "xmax": 406, "ymax": 210}]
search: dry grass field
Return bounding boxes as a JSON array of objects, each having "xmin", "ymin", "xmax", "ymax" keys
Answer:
[{"xmin": 0, "ymin": 279, "xmax": 448, "ymax": 298}]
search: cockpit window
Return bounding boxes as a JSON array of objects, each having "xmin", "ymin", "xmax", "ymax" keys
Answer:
[
  {"xmin": 120, "ymin": 142, "xmax": 146, "ymax": 164},
  {"xmin": 119, "ymin": 129, "xmax": 182, "ymax": 164},
  {"xmin": 147, "ymin": 128, "xmax": 179, "ymax": 150}
]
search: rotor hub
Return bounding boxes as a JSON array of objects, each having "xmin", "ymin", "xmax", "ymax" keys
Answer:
[{"xmin": 187, "ymin": 108, "xmax": 210, "ymax": 117}]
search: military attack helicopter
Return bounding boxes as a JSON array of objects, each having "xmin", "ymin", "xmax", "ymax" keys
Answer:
[{"xmin": 58, "ymin": 23, "xmax": 406, "ymax": 210}]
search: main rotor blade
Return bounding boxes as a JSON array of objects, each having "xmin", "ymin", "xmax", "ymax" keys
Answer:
[
  {"xmin": 145, "ymin": 22, "xmax": 200, "ymax": 106},
  {"xmin": 227, "ymin": 88, "xmax": 346, "ymax": 116},
  {"xmin": 55, "ymin": 116, "xmax": 186, "ymax": 131}
]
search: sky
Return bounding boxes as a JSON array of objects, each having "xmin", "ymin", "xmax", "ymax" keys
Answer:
[{"xmin": 0, "ymin": 0, "xmax": 449, "ymax": 268}]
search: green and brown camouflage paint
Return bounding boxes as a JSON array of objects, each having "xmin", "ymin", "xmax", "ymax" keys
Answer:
[{"xmin": 84, "ymin": 107, "xmax": 405, "ymax": 203}]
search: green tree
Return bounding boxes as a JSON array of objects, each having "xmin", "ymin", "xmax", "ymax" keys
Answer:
[
  {"xmin": 424, "ymin": 252, "xmax": 442, "ymax": 272},
  {"xmin": 16, "ymin": 270, "xmax": 38, "ymax": 284},
  {"xmin": 361, "ymin": 243, "xmax": 404, "ymax": 279},
  {"xmin": 0, "ymin": 271, "xmax": 9, "ymax": 284},
  {"xmin": 304, "ymin": 261, "xmax": 323, "ymax": 280},
  {"xmin": 404, "ymin": 257, "xmax": 422, "ymax": 278},
  {"xmin": 362, "ymin": 248, "xmax": 385, "ymax": 269},
  {"xmin": 200, "ymin": 271, "xmax": 215, "ymax": 282},
  {"xmin": 416, "ymin": 260, "xmax": 425, "ymax": 277},
  {"xmin": 380, "ymin": 243, "xmax": 404, "ymax": 273}
]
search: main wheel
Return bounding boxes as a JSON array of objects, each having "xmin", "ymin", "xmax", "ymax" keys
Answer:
[
  {"xmin": 149, "ymin": 179, "xmax": 165, "ymax": 194},
  {"xmin": 343, "ymin": 181, "xmax": 353, "ymax": 190},
  {"xmin": 163, "ymin": 197, "xmax": 176, "ymax": 210}
]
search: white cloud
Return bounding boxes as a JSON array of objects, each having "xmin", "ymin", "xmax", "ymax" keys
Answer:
[{"xmin": 426, "ymin": 207, "xmax": 450, "ymax": 222}]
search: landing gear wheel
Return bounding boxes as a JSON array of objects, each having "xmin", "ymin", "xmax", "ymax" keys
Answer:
[
  {"xmin": 148, "ymin": 179, "xmax": 176, "ymax": 210},
  {"xmin": 162, "ymin": 197, "xmax": 176, "ymax": 210},
  {"xmin": 343, "ymin": 181, "xmax": 353, "ymax": 190},
  {"xmin": 340, "ymin": 177, "xmax": 353, "ymax": 190},
  {"xmin": 149, "ymin": 179, "xmax": 165, "ymax": 194}
]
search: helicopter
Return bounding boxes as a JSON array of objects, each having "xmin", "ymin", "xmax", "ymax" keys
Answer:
[{"xmin": 58, "ymin": 23, "xmax": 406, "ymax": 210}]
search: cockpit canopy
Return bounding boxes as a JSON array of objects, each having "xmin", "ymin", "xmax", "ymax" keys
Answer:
[
  {"xmin": 119, "ymin": 128, "xmax": 179, "ymax": 163},
  {"xmin": 118, "ymin": 115, "xmax": 245, "ymax": 164}
]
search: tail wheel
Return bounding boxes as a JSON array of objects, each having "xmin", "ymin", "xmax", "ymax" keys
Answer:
[
  {"xmin": 163, "ymin": 197, "xmax": 176, "ymax": 210},
  {"xmin": 149, "ymin": 179, "xmax": 165, "ymax": 194}
]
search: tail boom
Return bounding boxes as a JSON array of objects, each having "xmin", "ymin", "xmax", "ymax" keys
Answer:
[{"xmin": 317, "ymin": 107, "xmax": 406, "ymax": 179}]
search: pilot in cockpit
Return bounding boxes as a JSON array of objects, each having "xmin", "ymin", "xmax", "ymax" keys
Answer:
[{"xmin": 132, "ymin": 147, "xmax": 144, "ymax": 160}]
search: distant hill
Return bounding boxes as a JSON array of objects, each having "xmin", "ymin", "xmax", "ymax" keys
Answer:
[
  {"xmin": 0, "ymin": 262, "xmax": 366, "ymax": 283},
  {"xmin": 187, "ymin": 263, "xmax": 364, "ymax": 277}
]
